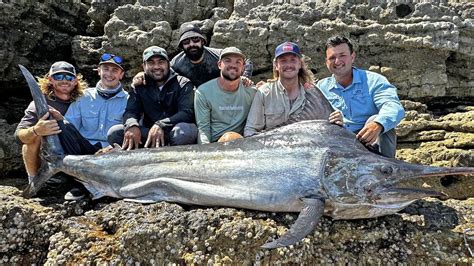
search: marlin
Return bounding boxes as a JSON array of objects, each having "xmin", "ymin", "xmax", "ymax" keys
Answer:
[{"xmin": 19, "ymin": 65, "xmax": 474, "ymax": 249}]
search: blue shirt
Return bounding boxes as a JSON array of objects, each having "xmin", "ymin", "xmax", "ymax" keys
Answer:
[
  {"xmin": 317, "ymin": 67, "xmax": 405, "ymax": 133},
  {"xmin": 65, "ymin": 86, "xmax": 128, "ymax": 147}
]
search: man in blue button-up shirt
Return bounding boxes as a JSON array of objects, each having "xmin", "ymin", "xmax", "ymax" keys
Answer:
[
  {"xmin": 317, "ymin": 36, "xmax": 405, "ymax": 158},
  {"xmin": 64, "ymin": 53, "xmax": 128, "ymax": 149}
]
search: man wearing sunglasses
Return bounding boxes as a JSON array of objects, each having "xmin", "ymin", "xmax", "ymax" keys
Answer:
[
  {"xmin": 15, "ymin": 61, "xmax": 86, "ymax": 193},
  {"xmin": 108, "ymin": 46, "xmax": 197, "ymax": 149},
  {"xmin": 132, "ymin": 23, "xmax": 253, "ymax": 89}
]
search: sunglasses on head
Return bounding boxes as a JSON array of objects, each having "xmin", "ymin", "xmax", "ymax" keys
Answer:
[
  {"xmin": 51, "ymin": 73, "xmax": 75, "ymax": 81},
  {"xmin": 182, "ymin": 37, "xmax": 202, "ymax": 46},
  {"xmin": 100, "ymin": 53, "xmax": 123, "ymax": 64}
]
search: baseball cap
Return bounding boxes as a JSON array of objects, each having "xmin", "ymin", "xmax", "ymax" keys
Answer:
[
  {"xmin": 49, "ymin": 61, "xmax": 76, "ymax": 76},
  {"xmin": 99, "ymin": 53, "xmax": 124, "ymax": 70},
  {"xmin": 219, "ymin": 47, "xmax": 246, "ymax": 61},
  {"xmin": 178, "ymin": 23, "xmax": 206, "ymax": 45},
  {"xmin": 142, "ymin": 46, "xmax": 169, "ymax": 62},
  {"xmin": 274, "ymin": 42, "xmax": 302, "ymax": 59}
]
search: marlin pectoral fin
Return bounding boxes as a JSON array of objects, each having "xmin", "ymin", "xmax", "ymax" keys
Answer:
[{"xmin": 261, "ymin": 197, "xmax": 325, "ymax": 249}]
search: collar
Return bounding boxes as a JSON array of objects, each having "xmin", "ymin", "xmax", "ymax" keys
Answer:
[{"xmin": 329, "ymin": 67, "xmax": 361, "ymax": 90}]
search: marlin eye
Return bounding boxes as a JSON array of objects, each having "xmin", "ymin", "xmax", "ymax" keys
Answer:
[{"xmin": 381, "ymin": 165, "xmax": 393, "ymax": 176}]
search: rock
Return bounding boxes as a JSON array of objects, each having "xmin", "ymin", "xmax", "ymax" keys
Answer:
[
  {"xmin": 0, "ymin": 186, "xmax": 472, "ymax": 264},
  {"xmin": 0, "ymin": 0, "xmax": 90, "ymax": 96}
]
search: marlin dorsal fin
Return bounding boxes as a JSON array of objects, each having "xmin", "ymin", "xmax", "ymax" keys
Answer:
[{"xmin": 283, "ymin": 86, "xmax": 334, "ymax": 126}]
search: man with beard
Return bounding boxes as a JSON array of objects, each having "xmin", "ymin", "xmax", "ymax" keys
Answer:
[
  {"xmin": 133, "ymin": 23, "xmax": 252, "ymax": 88},
  {"xmin": 317, "ymin": 36, "xmax": 405, "ymax": 158},
  {"xmin": 108, "ymin": 46, "xmax": 197, "ymax": 149},
  {"xmin": 194, "ymin": 47, "xmax": 256, "ymax": 144}
]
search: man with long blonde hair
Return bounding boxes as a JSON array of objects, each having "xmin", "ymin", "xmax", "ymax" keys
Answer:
[
  {"xmin": 245, "ymin": 42, "xmax": 339, "ymax": 136},
  {"xmin": 15, "ymin": 61, "xmax": 86, "ymax": 186}
]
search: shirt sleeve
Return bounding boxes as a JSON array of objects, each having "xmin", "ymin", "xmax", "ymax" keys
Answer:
[
  {"xmin": 14, "ymin": 101, "xmax": 37, "ymax": 143},
  {"xmin": 123, "ymin": 87, "xmax": 143, "ymax": 130},
  {"xmin": 371, "ymin": 77, "xmax": 405, "ymax": 133},
  {"xmin": 194, "ymin": 89, "xmax": 211, "ymax": 144},
  {"xmin": 64, "ymin": 100, "xmax": 82, "ymax": 130},
  {"xmin": 244, "ymin": 89, "xmax": 265, "ymax": 137}
]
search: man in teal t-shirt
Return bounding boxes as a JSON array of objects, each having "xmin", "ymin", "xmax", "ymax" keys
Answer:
[{"xmin": 194, "ymin": 47, "xmax": 256, "ymax": 144}]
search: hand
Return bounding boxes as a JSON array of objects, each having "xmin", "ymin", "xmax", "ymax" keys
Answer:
[
  {"xmin": 303, "ymin": 82, "xmax": 314, "ymax": 89},
  {"xmin": 255, "ymin": 80, "xmax": 266, "ymax": 89},
  {"xmin": 241, "ymin": 76, "xmax": 254, "ymax": 87},
  {"xmin": 33, "ymin": 113, "xmax": 61, "ymax": 136},
  {"xmin": 122, "ymin": 126, "xmax": 141, "ymax": 150},
  {"xmin": 94, "ymin": 145, "xmax": 114, "ymax": 155},
  {"xmin": 132, "ymin": 71, "xmax": 146, "ymax": 88},
  {"xmin": 328, "ymin": 110, "xmax": 343, "ymax": 126},
  {"xmin": 48, "ymin": 106, "xmax": 64, "ymax": 121},
  {"xmin": 145, "ymin": 124, "xmax": 165, "ymax": 148},
  {"xmin": 356, "ymin": 121, "xmax": 383, "ymax": 146}
]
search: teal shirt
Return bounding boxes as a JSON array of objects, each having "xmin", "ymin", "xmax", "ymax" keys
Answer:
[{"xmin": 194, "ymin": 79, "xmax": 256, "ymax": 144}]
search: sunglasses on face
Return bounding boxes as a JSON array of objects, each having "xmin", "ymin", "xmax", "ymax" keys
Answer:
[
  {"xmin": 100, "ymin": 53, "xmax": 123, "ymax": 64},
  {"xmin": 182, "ymin": 37, "xmax": 202, "ymax": 46},
  {"xmin": 51, "ymin": 73, "xmax": 76, "ymax": 81}
]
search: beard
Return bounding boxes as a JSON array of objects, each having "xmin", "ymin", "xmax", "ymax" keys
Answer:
[
  {"xmin": 222, "ymin": 70, "xmax": 240, "ymax": 81},
  {"xmin": 146, "ymin": 69, "xmax": 169, "ymax": 82},
  {"xmin": 184, "ymin": 45, "xmax": 204, "ymax": 61}
]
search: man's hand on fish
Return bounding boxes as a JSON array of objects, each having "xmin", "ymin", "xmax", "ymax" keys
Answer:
[
  {"xmin": 123, "ymin": 126, "xmax": 142, "ymax": 150},
  {"xmin": 48, "ymin": 106, "xmax": 64, "ymax": 121},
  {"xmin": 328, "ymin": 110, "xmax": 343, "ymax": 126},
  {"xmin": 145, "ymin": 124, "xmax": 165, "ymax": 148},
  {"xmin": 33, "ymin": 112, "xmax": 61, "ymax": 136},
  {"xmin": 356, "ymin": 121, "xmax": 383, "ymax": 146}
]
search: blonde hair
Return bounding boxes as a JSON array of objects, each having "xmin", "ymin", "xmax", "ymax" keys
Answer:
[
  {"xmin": 37, "ymin": 73, "xmax": 87, "ymax": 101},
  {"xmin": 271, "ymin": 55, "xmax": 315, "ymax": 85}
]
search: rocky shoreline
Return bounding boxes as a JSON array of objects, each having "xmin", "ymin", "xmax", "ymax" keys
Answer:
[{"xmin": 1, "ymin": 0, "xmax": 473, "ymax": 264}]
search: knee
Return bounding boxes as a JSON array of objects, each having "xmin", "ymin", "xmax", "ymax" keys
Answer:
[
  {"xmin": 107, "ymin": 124, "xmax": 125, "ymax": 145},
  {"xmin": 169, "ymin": 123, "xmax": 198, "ymax": 145},
  {"xmin": 218, "ymin": 132, "xmax": 243, "ymax": 143}
]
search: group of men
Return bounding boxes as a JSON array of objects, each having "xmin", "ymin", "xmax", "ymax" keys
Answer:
[{"xmin": 15, "ymin": 23, "xmax": 405, "ymax": 200}]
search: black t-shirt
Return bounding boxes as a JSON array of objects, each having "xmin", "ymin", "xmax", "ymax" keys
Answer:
[{"xmin": 170, "ymin": 47, "xmax": 222, "ymax": 88}]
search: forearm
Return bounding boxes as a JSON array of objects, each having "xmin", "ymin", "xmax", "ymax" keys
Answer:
[{"xmin": 16, "ymin": 127, "xmax": 40, "ymax": 144}]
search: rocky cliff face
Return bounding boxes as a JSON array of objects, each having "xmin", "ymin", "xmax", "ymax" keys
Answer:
[{"xmin": 0, "ymin": 0, "xmax": 473, "ymax": 264}]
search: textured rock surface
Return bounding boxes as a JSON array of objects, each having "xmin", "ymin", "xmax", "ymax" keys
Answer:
[
  {"xmin": 0, "ymin": 0, "xmax": 90, "ymax": 96},
  {"xmin": 0, "ymin": 0, "xmax": 473, "ymax": 264},
  {"xmin": 0, "ymin": 186, "xmax": 473, "ymax": 264}
]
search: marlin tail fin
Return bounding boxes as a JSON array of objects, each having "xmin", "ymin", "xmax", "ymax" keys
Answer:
[{"xmin": 19, "ymin": 65, "xmax": 65, "ymax": 197}]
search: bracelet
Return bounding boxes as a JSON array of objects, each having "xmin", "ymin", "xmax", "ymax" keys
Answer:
[{"xmin": 32, "ymin": 126, "xmax": 39, "ymax": 136}]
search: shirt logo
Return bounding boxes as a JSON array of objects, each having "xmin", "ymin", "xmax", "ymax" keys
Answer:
[
  {"xmin": 283, "ymin": 44, "xmax": 293, "ymax": 52},
  {"xmin": 219, "ymin": 105, "xmax": 243, "ymax": 111}
]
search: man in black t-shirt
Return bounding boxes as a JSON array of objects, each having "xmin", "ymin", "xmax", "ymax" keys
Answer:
[{"xmin": 15, "ymin": 61, "xmax": 86, "ymax": 186}]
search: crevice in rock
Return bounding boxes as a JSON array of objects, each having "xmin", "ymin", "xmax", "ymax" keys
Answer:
[{"xmin": 395, "ymin": 4, "xmax": 413, "ymax": 18}]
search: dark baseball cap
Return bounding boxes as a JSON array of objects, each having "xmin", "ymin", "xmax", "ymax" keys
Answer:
[
  {"xmin": 49, "ymin": 61, "xmax": 76, "ymax": 76},
  {"xmin": 99, "ymin": 53, "xmax": 124, "ymax": 70},
  {"xmin": 178, "ymin": 23, "xmax": 206, "ymax": 45},
  {"xmin": 274, "ymin": 42, "xmax": 302, "ymax": 59},
  {"xmin": 219, "ymin": 47, "xmax": 246, "ymax": 61},
  {"xmin": 143, "ymin": 46, "xmax": 169, "ymax": 62}
]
